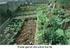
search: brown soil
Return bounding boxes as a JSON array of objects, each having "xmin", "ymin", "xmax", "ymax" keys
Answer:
[{"xmin": 16, "ymin": 17, "xmax": 36, "ymax": 45}]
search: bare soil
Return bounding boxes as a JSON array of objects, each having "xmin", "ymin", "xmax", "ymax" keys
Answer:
[{"xmin": 16, "ymin": 17, "xmax": 36, "ymax": 45}]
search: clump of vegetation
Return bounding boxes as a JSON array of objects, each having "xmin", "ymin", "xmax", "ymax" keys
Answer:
[
  {"xmin": 0, "ymin": 18, "xmax": 24, "ymax": 44},
  {"xmin": 36, "ymin": 0, "xmax": 70, "ymax": 45}
]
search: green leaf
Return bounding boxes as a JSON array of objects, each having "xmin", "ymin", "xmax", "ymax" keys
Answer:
[
  {"xmin": 65, "ymin": 29, "xmax": 70, "ymax": 38},
  {"xmin": 55, "ymin": 28, "xmax": 64, "ymax": 37}
]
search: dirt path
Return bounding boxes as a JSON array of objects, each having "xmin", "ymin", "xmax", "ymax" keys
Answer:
[{"xmin": 16, "ymin": 17, "xmax": 36, "ymax": 45}]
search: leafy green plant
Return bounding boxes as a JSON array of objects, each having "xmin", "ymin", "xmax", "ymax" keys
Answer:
[
  {"xmin": 0, "ymin": 19, "xmax": 24, "ymax": 44},
  {"xmin": 36, "ymin": 1, "xmax": 70, "ymax": 45}
]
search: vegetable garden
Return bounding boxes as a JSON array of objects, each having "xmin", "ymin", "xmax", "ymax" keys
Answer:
[{"xmin": 0, "ymin": 0, "xmax": 70, "ymax": 45}]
